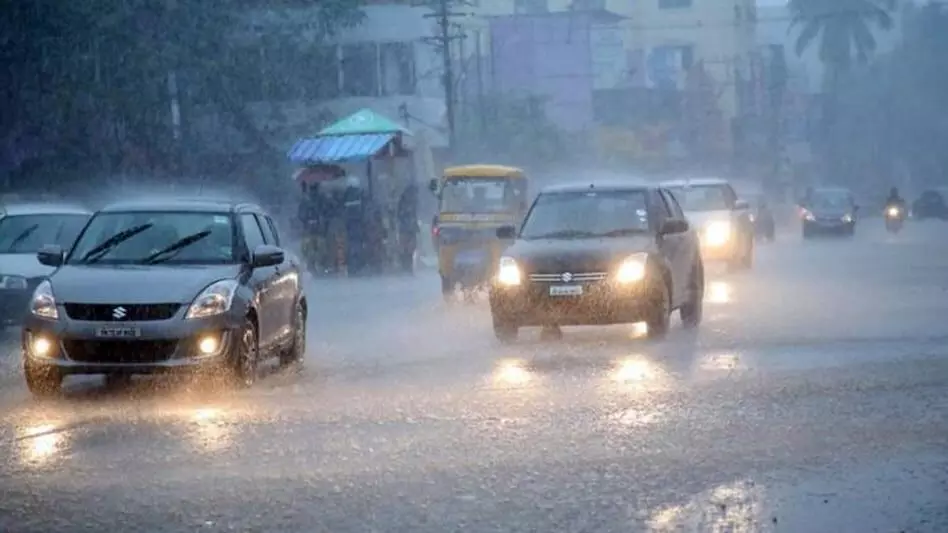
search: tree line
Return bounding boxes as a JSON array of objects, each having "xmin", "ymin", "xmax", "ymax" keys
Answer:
[
  {"xmin": 1, "ymin": 0, "xmax": 365, "ymax": 189},
  {"xmin": 789, "ymin": 0, "xmax": 948, "ymax": 191}
]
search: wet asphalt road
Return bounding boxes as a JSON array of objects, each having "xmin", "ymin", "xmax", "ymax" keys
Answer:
[{"xmin": 2, "ymin": 221, "xmax": 948, "ymax": 532}]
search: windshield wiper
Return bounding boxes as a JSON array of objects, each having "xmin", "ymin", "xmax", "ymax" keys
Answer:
[
  {"xmin": 526, "ymin": 230, "xmax": 597, "ymax": 240},
  {"xmin": 81, "ymin": 223, "xmax": 153, "ymax": 263},
  {"xmin": 596, "ymin": 228, "xmax": 648, "ymax": 237},
  {"xmin": 5, "ymin": 224, "xmax": 39, "ymax": 252},
  {"xmin": 141, "ymin": 230, "xmax": 212, "ymax": 265}
]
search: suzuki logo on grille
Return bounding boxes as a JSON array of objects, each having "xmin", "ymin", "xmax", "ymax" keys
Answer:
[
  {"xmin": 561, "ymin": 272, "xmax": 573, "ymax": 282},
  {"xmin": 112, "ymin": 306, "xmax": 128, "ymax": 320}
]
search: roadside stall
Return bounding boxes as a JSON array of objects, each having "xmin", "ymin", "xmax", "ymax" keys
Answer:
[{"xmin": 287, "ymin": 109, "xmax": 418, "ymax": 276}]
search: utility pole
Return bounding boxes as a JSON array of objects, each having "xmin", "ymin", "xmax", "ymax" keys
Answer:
[{"xmin": 419, "ymin": 0, "xmax": 468, "ymax": 151}]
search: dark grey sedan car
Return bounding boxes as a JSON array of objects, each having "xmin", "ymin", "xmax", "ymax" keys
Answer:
[
  {"xmin": 20, "ymin": 199, "xmax": 308, "ymax": 397},
  {"xmin": 0, "ymin": 203, "xmax": 91, "ymax": 325}
]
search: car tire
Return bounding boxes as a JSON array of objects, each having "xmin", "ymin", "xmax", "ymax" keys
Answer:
[
  {"xmin": 539, "ymin": 325, "xmax": 563, "ymax": 341},
  {"xmin": 492, "ymin": 316, "xmax": 519, "ymax": 343},
  {"xmin": 227, "ymin": 318, "xmax": 258, "ymax": 388},
  {"xmin": 645, "ymin": 280, "xmax": 670, "ymax": 341},
  {"xmin": 679, "ymin": 260, "xmax": 704, "ymax": 329},
  {"xmin": 280, "ymin": 299, "xmax": 306, "ymax": 369},
  {"xmin": 441, "ymin": 275, "xmax": 454, "ymax": 303},
  {"xmin": 24, "ymin": 362, "xmax": 62, "ymax": 399}
]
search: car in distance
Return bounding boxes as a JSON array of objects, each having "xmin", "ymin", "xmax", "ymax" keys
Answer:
[
  {"xmin": 20, "ymin": 199, "xmax": 307, "ymax": 397},
  {"xmin": 0, "ymin": 203, "xmax": 91, "ymax": 326},
  {"xmin": 799, "ymin": 186, "xmax": 858, "ymax": 238},
  {"xmin": 661, "ymin": 178, "xmax": 754, "ymax": 270},
  {"xmin": 489, "ymin": 182, "xmax": 703, "ymax": 342}
]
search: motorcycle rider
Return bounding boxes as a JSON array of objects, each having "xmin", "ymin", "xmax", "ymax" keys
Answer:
[{"xmin": 885, "ymin": 187, "xmax": 907, "ymax": 216}]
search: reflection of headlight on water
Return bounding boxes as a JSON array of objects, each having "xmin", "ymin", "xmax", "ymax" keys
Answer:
[
  {"xmin": 16, "ymin": 423, "xmax": 68, "ymax": 466},
  {"xmin": 706, "ymin": 281, "xmax": 731, "ymax": 304},
  {"xmin": 187, "ymin": 407, "xmax": 234, "ymax": 453},
  {"xmin": 492, "ymin": 359, "xmax": 532, "ymax": 386},
  {"xmin": 611, "ymin": 357, "xmax": 655, "ymax": 383},
  {"xmin": 703, "ymin": 221, "xmax": 731, "ymax": 247}
]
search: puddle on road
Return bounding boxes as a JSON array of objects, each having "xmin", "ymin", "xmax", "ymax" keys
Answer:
[{"xmin": 649, "ymin": 479, "xmax": 772, "ymax": 533}]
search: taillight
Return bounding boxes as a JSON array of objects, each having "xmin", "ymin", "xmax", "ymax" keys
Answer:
[{"xmin": 432, "ymin": 225, "xmax": 440, "ymax": 237}]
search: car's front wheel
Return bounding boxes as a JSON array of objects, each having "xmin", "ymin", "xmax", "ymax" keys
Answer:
[
  {"xmin": 645, "ymin": 281, "xmax": 671, "ymax": 341},
  {"xmin": 680, "ymin": 260, "xmax": 704, "ymax": 329},
  {"xmin": 227, "ymin": 318, "xmax": 259, "ymax": 388},
  {"xmin": 280, "ymin": 299, "xmax": 306, "ymax": 369},
  {"xmin": 492, "ymin": 315, "xmax": 519, "ymax": 343},
  {"xmin": 25, "ymin": 362, "xmax": 62, "ymax": 399}
]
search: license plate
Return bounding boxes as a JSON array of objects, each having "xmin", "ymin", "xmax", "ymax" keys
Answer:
[
  {"xmin": 95, "ymin": 327, "xmax": 141, "ymax": 338},
  {"xmin": 549, "ymin": 285, "xmax": 583, "ymax": 296}
]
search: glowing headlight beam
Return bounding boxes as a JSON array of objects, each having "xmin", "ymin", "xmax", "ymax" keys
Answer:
[
  {"xmin": 496, "ymin": 256, "xmax": 521, "ymax": 286},
  {"xmin": 616, "ymin": 254, "xmax": 647, "ymax": 284},
  {"xmin": 704, "ymin": 221, "xmax": 731, "ymax": 247}
]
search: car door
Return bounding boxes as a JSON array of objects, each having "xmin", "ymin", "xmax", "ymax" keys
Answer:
[
  {"xmin": 256, "ymin": 213, "xmax": 296, "ymax": 341},
  {"xmin": 239, "ymin": 213, "xmax": 279, "ymax": 348},
  {"xmin": 655, "ymin": 189, "xmax": 688, "ymax": 304}
]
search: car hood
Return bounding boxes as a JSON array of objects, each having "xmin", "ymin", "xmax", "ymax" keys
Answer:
[
  {"xmin": 684, "ymin": 210, "xmax": 732, "ymax": 229},
  {"xmin": 507, "ymin": 235, "xmax": 655, "ymax": 273},
  {"xmin": 808, "ymin": 206, "xmax": 853, "ymax": 218},
  {"xmin": 0, "ymin": 253, "xmax": 55, "ymax": 279},
  {"xmin": 50, "ymin": 264, "xmax": 243, "ymax": 304}
]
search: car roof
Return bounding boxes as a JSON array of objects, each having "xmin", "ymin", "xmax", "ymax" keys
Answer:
[
  {"xmin": 98, "ymin": 198, "xmax": 263, "ymax": 214},
  {"xmin": 660, "ymin": 177, "xmax": 730, "ymax": 188},
  {"xmin": 539, "ymin": 181, "xmax": 653, "ymax": 194},
  {"xmin": 0, "ymin": 203, "xmax": 91, "ymax": 217},
  {"xmin": 443, "ymin": 164, "xmax": 524, "ymax": 178}
]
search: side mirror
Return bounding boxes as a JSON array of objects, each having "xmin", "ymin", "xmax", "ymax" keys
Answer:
[
  {"xmin": 428, "ymin": 179, "xmax": 439, "ymax": 194},
  {"xmin": 496, "ymin": 225, "xmax": 517, "ymax": 239},
  {"xmin": 734, "ymin": 199, "xmax": 749, "ymax": 210},
  {"xmin": 251, "ymin": 245, "xmax": 284, "ymax": 268},
  {"xmin": 37, "ymin": 245, "xmax": 64, "ymax": 267},
  {"xmin": 659, "ymin": 219, "xmax": 689, "ymax": 235}
]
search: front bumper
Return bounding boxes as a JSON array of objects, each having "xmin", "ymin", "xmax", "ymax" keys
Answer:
[
  {"xmin": 489, "ymin": 276, "xmax": 656, "ymax": 326},
  {"xmin": 803, "ymin": 219, "xmax": 854, "ymax": 234},
  {"xmin": 21, "ymin": 310, "xmax": 244, "ymax": 376}
]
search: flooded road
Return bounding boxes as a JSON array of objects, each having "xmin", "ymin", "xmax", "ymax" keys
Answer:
[{"xmin": 2, "ymin": 221, "xmax": 947, "ymax": 532}]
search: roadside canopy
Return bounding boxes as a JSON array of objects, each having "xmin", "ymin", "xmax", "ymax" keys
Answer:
[{"xmin": 287, "ymin": 109, "xmax": 412, "ymax": 165}]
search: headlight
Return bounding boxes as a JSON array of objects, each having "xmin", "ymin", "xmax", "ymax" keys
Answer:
[
  {"xmin": 29, "ymin": 280, "xmax": 58, "ymax": 320},
  {"xmin": 841, "ymin": 214, "xmax": 853, "ymax": 223},
  {"xmin": 886, "ymin": 207, "xmax": 900, "ymax": 218},
  {"xmin": 803, "ymin": 211, "xmax": 816, "ymax": 221},
  {"xmin": 185, "ymin": 279, "xmax": 239, "ymax": 320},
  {"xmin": 616, "ymin": 253, "xmax": 648, "ymax": 284},
  {"xmin": 496, "ymin": 256, "xmax": 521, "ymax": 286},
  {"xmin": 704, "ymin": 221, "xmax": 732, "ymax": 247},
  {"xmin": 0, "ymin": 275, "xmax": 28, "ymax": 290}
]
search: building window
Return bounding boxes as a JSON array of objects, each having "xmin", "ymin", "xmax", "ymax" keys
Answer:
[
  {"xmin": 302, "ymin": 46, "xmax": 341, "ymax": 100},
  {"xmin": 572, "ymin": 0, "xmax": 605, "ymax": 10},
  {"xmin": 380, "ymin": 42, "xmax": 415, "ymax": 96},
  {"xmin": 341, "ymin": 43, "xmax": 379, "ymax": 97},
  {"xmin": 515, "ymin": 0, "xmax": 548, "ymax": 14},
  {"xmin": 659, "ymin": 0, "xmax": 692, "ymax": 8}
]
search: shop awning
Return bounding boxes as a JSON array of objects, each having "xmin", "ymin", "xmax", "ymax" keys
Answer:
[{"xmin": 286, "ymin": 133, "xmax": 395, "ymax": 164}]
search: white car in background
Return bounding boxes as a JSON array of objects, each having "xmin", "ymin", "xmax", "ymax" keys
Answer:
[{"xmin": 661, "ymin": 178, "xmax": 754, "ymax": 270}]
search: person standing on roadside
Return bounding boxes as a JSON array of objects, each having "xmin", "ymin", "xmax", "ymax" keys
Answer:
[{"xmin": 396, "ymin": 182, "xmax": 419, "ymax": 273}]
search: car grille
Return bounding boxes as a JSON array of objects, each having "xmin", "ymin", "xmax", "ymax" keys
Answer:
[
  {"xmin": 528, "ymin": 272, "xmax": 608, "ymax": 283},
  {"xmin": 63, "ymin": 340, "xmax": 179, "ymax": 364},
  {"xmin": 63, "ymin": 303, "xmax": 181, "ymax": 321}
]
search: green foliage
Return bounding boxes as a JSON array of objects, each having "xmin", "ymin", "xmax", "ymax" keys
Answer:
[{"xmin": 789, "ymin": 0, "xmax": 895, "ymax": 69}]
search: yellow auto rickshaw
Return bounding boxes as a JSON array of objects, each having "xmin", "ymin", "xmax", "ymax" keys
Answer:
[{"xmin": 428, "ymin": 165, "xmax": 529, "ymax": 301}]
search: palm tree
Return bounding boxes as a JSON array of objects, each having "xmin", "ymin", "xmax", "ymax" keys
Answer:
[
  {"xmin": 789, "ymin": 0, "xmax": 896, "ymax": 76},
  {"xmin": 788, "ymin": 0, "xmax": 895, "ymax": 177}
]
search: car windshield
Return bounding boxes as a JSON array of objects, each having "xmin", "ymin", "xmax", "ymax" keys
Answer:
[
  {"xmin": 667, "ymin": 185, "xmax": 732, "ymax": 211},
  {"xmin": 0, "ymin": 213, "xmax": 89, "ymax": 253},
  {"xmin": 67, "ymin": 211, "xmax": 237, "ymax": 265},
  {"xmin": 520, "ymin": 190, "xmax": 649, "ymax": 239},
  {"xmin": 811, "ymin": 191, "xmax": 853, "ymax": 210},
  {"xmin": 440, "ymin": 178, "xmax": 520, "ymax": 213}
]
